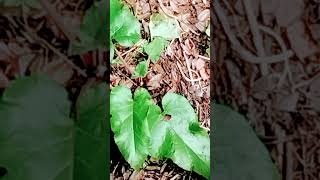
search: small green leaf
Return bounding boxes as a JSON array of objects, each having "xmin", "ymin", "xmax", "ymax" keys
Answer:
[
  {"xmin": 110, "ymin": 0, "xmax": 141, "ymax": 47},
  {"xmin": 206, "ymin": 24, "xmax": 210, "ymax": 37},
  {"xmin": 213, "ymin": 104, "xmax": 281, "ymax": 180},
  {"xmin": 132, "ymin": 61, "xmax": 148, "ymax": 78},
  {"xmin": 110, "ymin": 86, "xmax": 155, "ymax": 169},
  {"xmin": 144, "ymin": 37, "xmax": 169, "ymax": 63},
  {"xmin": 149, "ymin": 13, "xmax": 181, "ymax": 40}
]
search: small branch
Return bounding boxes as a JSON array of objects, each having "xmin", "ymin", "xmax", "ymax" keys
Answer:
[
  {"xmin": 176, "ymin": 62, "xmax": 201, "ymax": 82},
  {"xmin": 243, "ymin": 0, "xmax": 268, "ymax": 75},
  {"xmin": 214, "ymin": 1, "xmax": 294, "ymax": 64}
]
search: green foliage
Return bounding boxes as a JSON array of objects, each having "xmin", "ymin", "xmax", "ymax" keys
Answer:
[
  {"xmin": 0, "ymin": 75, "xmax": 107, "ymax": 180},
  {"xmin": 110, "ymin": 86, "xmax": 210, "ymax": 179},
  {"xmin": 213, "ymin": 104, "xmax": 280, "ymax": 180},
  {"xmin": 70, "ymin": 0, "xmax": 107, "ymax": 54},
  {"xmin": 110, "ymin": 0, "xmax": 141, "ymax": 47},
  {"xmin": 206, "ymin": 24, "xmax": 210, "ymax": 37},
  {"xmin": 144, "ymin": 37, "xmax": 168, "ymax": 63},
  {"xmin": 132, "ymin": 60, "xmax": 148, "ymax": 78},
  {"xmin": 149, "ymin": 13, "xmax": 181, "ymax": 40}
]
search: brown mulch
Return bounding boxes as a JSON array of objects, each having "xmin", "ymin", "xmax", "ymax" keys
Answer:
[{"xmin": 213, "ymin": 0, "xmax": 320, "ymax": 180}]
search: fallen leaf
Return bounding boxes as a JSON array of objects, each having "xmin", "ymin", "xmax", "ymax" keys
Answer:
[
  {"xmin": 147, "ymin": 74, "xmax": 162, "ymax": 90},
  {"xmin": 287, "ymin": 21, "xmax": 318, "ymax": 59},
  {"xmin": 275, "ymin": 0, "xmax": 304, "ymax": 27},
  {"xmin": 273, "ymin": 92, "xmax": 299, "ymax": 112},
  {"xmin": 41, "ymin": 60, "xmax": 74, "ymax": 85},
  {"xmin": 199, "ymin": 68, "xmax": 209, "ymax": 80}
]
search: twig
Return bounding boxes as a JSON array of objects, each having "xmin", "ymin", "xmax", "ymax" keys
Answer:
[
  {"xmin": 214, "ymin": 1, "xmax": 294, "ymax": 64},
  {"xmin": 176, "ymin": 62, "xmax": 201, "ymax": 82},
  {"xmin": 20, "ymin": 14, "xmax": 87, "ymax": 77},
  {"xmin": 198, "ymin": 55, "xmax": 210, "ymax": 61},
  {"xmin": 243, "ymin": 0, "xmax": 268, "ymax": 75},
  {"xmin": 258, "ymin": 25, "xmax": 294, "ymax": 89},
  {"xmin": 182, "ymin": 51, "xmax": 195, "ymax": 85},
  {"xmin": 39, "ymin": 38, "xmax": 87, "ymax": 77}
]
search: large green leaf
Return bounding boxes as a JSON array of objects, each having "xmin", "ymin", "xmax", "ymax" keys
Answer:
[
  {"xmin": 74, "ymin": 83, "xmax": 107, "ymax": 180},
  {"xmin": 110, "ymin": 0, "xmax": 141, "ymax": 47},
  {"xmin": 110, "ymin": 86, "xmax": 210, "ymax": 179},
  {"xmin": 212, "ymin": 104, "xmax": 280, "ymax": 180},
  {"xmin": 0, "ymin": 75, "xmax": 107, "ymax": 180},
  {"xmin": 149, "ymin": 93, "xmax": 210, "ymax": 179},
  {"xmin": 0, "ymin": 75, "xmax": 74, "ymax": 180},
  {"xmin": 110, "ymin": 86, "xmax": 154, "ymax": 169}
]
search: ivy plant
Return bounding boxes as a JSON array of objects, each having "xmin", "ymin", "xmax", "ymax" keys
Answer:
[
  {"xmin": 110, "ymin": 86, "xmax": 210, "ymax": 178},
  {"xmin": 0, "ymin": 75, "xmax": 107, "ymax": 180}
]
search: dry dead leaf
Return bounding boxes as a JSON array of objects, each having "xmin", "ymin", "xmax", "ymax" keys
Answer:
[
  {"xmin": 147, "ymin": 74, "xmax": 162, "ymax": 90},
  {"xmin": 287, "ymin": 21, "xmax": 318, "ymax": 59},
  {"xmin": 310, "ymin": 24, "xmax": 320, "ymax": 41},
  {"xmin": 273, "ymin": 92, "xmax": 299, "ymax": 112},
  {"xmin": 199, "ymin": 68, "xmax": 209, "ymax": 80},
  {"xmin": 197, "ymin": 9, "xmax": 210, "ymax": 22},
  {"xmin": 194, "ymin": 58, "xmax": 205, "ymax": 70},
  {"xmin": 42, "ymin": 60, "xmax": 74, "ymax": 85},
  {"xmin": 275, "ymin": 0, "xmax": 304, "ymax": 27},
  {"xmin": 0, "ymin": 42, "xmax": 11, "ymax": 62}
]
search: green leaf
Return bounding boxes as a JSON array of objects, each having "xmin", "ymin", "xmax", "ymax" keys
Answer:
[
  {"xmin": 74, "ymin": 83, "xmax": 107, "ymax": 180},
  {"xmin": 149, "ymin": 13, "xmax": 181, "ymax": 40},
  {"xmin": 150, "ymin": 93, "xmax": 210, "ymax": 179},
  {"xmin": 213, "ymin": 104, "xmax": 280, "ymax": 180},
  {"xmin": 110, "ymin": 0, "xmax": 141, "ymax": 47},
  {"xmin": 110, "ymin": 86, "xmax": 154, "ymax": 169},
  {"xmin": 0, "ymin": 75, "xmax": 74, "ymax": 180},
  {"xmin": 70, "ymin": 0, "xmax": 107, "ymax": 54},
  {"xmin": 206, "ymin": 24, "xmax": 210, "ymax": 37},
  {"xmin": 132, "ymin": 61, "xmax": 148, "ymax": 78},
  {"xmin": 0, "ymin": 75, "xmax": 108, "ymax": 180},
  {"xmin": 110, "ymin": 86, "xmax": 210, "ymax": 179},
  {"xmin": 144, "ymin": 37, "xmax": 169, "ymax": 63}
]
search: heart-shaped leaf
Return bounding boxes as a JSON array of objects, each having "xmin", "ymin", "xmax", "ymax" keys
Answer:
[
  {"xmin": 149, "ymin": 93, "xmax": 210, "ymax": 178},
  {"xmin": 110, "ymin": 86, "xmax": 210, "ymax": 179},
  {"xmin": 110, "ymin": 86, "xmax": 156, "ymax": 169},
  {"xmin": 0, "ymin": 75, "xmax": 74, "ymax": 180}
]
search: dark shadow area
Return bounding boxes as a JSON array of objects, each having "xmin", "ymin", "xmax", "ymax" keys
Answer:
[{"xmin": 0, "ymin": 167, "xmax": 7, "ymax": 177}]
